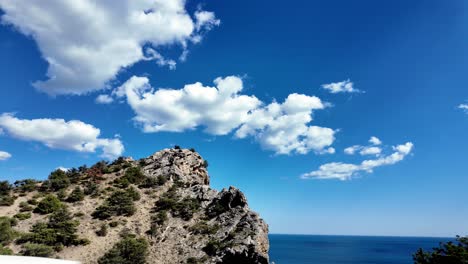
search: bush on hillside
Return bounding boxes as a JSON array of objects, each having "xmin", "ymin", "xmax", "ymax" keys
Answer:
[
  {"xmin": 13, "ymin": 179, "xmax": 38, "ymax": 193},
  {"xmin": 96, "ymin": 223, "xmax": 108, "ymax": 237},
  {"xmin": 18, "ymin": 207, "xmax": 88, "ymax": 248},
  {"xmin": 19, "ymin": 201, "xmax": 34, "ymax": 212},
  {"xmin": 0, "ymin": 216, "xmax": 17, "ymax": 245},
  {"xmin": 14, "ymin": 212, "xmax": 32, "ymax": 220},
  {"xmin": 92, "ymin": 190, "xmax": 136, "ymax": 220},
  {"xmin": 67, "ymin": 187, "xmax": 85, "ymax": 203},
  {"xmin": 47, "ymin": 170, "xmax": 70, "ymax": 191},
  {"xmin": 0, "ymin": 245, "xmax": 13, "ymax": 255},
  {"xmin": 33, "ymin": 194, "xmax": 64, "ymax": 214},
  {"xmin": 20, "ymin": 243, "xmax": 54, "ymax": 257},
  {"xmin": 98, "ymin": 236, "xmax": 149, "ymax": 264}
]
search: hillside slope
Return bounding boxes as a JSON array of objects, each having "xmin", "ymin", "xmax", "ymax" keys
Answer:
[{"xmin": 0, "ymin": 148, "xmax": 269, "ymax": 264}]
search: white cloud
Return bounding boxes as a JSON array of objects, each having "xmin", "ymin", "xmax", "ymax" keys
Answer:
[
  {"xmin": 112, "ymin": 75, "xmax": 336, "ymax": 155},
  {"xmin": 0, "ymin": 0, "xmax": 219, "ymax": 95},
  {"xmin": 0, "ymin": 151, "xmax": 11, "ymax": 161},
  {"xmin": 322, "ymin": 79, "xmax": 361, "ymax": 94},
  {"xmin": 359, "ymin": 146, "xmax": 382, "ymax": 156},
  {"xmin": 344, "ymin": 137, "xmax": 382, "ymax": 156},
  {"xmin": 459, "ymin": 104, "xmax": 468, "ymax": 113},
  {"xmin": 344, "ymin": 145, "xmax": 360, "ymax": 155},
  {"xmin": 235, "ymin": 94, "xmax": 334, "ymax": 155},
  {"xmin": 0, "ymin": 113, "xmax": 124, "ymax": 159},
  {"xmin": 369, "ymin": 136, "xmax": 382, "ymax": 145},
  {"xmin": 56, "ymin": 167, "xmax": 70, "ymax": 172},
  {"xmin": 95, "ymin": 94, "xmax": 114, "ymax": 104},
  {"xmin": 302, "ymin": 142, "xmax": 413, "ymax": 180}
]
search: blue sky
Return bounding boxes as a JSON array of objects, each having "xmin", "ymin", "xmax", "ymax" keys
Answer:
[{"xmin": 0, "ymin": 0, "xmax": 467, "ymax": 237}]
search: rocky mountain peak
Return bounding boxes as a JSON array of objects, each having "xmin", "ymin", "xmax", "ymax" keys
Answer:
[{"xmin": 0, "ymin": 147, "xmax": 269, "ymax": 263}]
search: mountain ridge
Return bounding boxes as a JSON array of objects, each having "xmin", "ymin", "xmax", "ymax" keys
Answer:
[{"xmin": 0, "ymin": 147, "xmax": 269, "ymax": 264}]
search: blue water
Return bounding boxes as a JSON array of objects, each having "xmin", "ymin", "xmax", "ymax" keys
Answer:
[{"xmin": 269, "ymin": 234, "xmax": 452, "ymax": 264}]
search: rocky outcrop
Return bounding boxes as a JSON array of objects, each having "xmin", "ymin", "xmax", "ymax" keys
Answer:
[{"xmin": 0, "ymin": 148, "xmax": 269, "ymax": 264}]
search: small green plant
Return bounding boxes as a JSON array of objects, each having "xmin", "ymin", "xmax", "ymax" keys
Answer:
[
  {"xmin": 57, "ymin": 189, "xmax": 67, "ymax": 201},
  {"xmin": 98, "ymin": 236, "xmax": 149, "ymax": 264},
  {"xmin": 0, "ymin": 216, "xmax": 17, "ymax": 245},
  {"xmin": 13, "ymin": 179, "xmax": 38, "ymax": 193},
  {"xmin": 67, "ymin": 187, "xmax": 85, "ymax": 202},
  {"xmin": 0, "ymin": 195, "xmax": 15, "ymax": 206},
  {"xmin": 14, "ymin": 212, "xmax": 32, "ymax": 220},
  {"xmin": 0, "ymin": 245, "xmax": 13, "ymax": 255},
  {"xmin": 19, "ymin": 201, "xmax": 34, "ymax": 212},
  {"xmin": 174, "ymin": 145, "xmax": 181, "ymax": 150},
  {"xmin": 96, "ymin": 223, "xmax": 108, "ymax": 237},
  {"xmin": 203, "ymin": 160, "xmax": 209, "ymax": 168},
  {"xmin": 92, "ymin": 190, "xmax": 136, "ymax": 220},
  {"xmin": 18, "ymin": 207, "xmax": 88, "ymax": 248},
  {"xmin": 138, "ymin": 175, "xmax": 168, "ymax": 188},
  {"xmin": 189, "ymin": 221, "xmax": 220, "ymax": 235},
  {"xmin": 109, "ymin": 221, "xmax": 119, "ymax": 228},
  {"xmin": 84, "ymin": 182, "xmax": 100, "ymax": 197},
  {"xmin": 0, "ymin": 181, "xmax": 11, "ymax": 196},
  {"xmin": 27, "ymin": 199, "xmax": 38, "ymax": 205},
  {"xmin": 126, "ymin": 186, "xmax": 140, "ymax": 201},
  {"xmin": 413, "ymin": 235, "xmax": 468, "ymax": 264},
  {"xmin": 33, "ymin": 194, "xmax": 64, "ymax": 214},
  {"xmin": 47, "ymin": 169, "xmax": 71, "ymax": 191},
  {"xmin": 20, "ymin": 243, "xmax": 54, "ymax": 257},
  {"xmin": 113, "ymin": 167, "xmax": 146, "ymax": 189}
]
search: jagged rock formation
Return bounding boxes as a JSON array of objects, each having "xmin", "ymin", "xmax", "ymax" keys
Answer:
[{"xmin": 0, "ymin": 148, "xmax": 270, "ymax": 264}]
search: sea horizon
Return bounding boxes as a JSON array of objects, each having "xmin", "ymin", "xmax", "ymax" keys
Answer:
[{"xmin": 268, "ymin": 234, "xmax": 454, "ymax": 264}]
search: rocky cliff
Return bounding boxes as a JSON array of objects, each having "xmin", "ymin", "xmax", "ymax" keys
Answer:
[{"xmin": 0, "ymin": 148, "xmax": 269, "ymax": 264}]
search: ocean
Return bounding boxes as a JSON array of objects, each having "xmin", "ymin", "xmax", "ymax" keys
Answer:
[{"xmin": 268, "ymin": 234, "xmax": 452, "ymax": 264}]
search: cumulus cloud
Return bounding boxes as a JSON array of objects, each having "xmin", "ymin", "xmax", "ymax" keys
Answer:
[
  {"xmin": 112, "ymin": 75, "xmax": 336, "ymax": 155},
  {"xmin": 95, "ymin": 94, "xmax": 114, "ymax": 104},
  {"xmin": 0, "ymin": 0, "xmax": 219, "ymax": 95},
  {"xmin": 369, "ymin": 136, "xmax": 382, "ymax": 145},
  {"xmin": 302, "ymin": 142, "xmax": 413, "ymax": 180},
  {"xmin": 0, "ymin": 150, "xmax": 11, "ymax": 161},
  {"xmin": 0, "ymin": 113, "xmax": 124, "ymax": 159},
  {"xmin": 322, "ymin": 79, "xmax": 361, "ymax": 94},
  {"xmin": 344, "ymin": 137, "xmax": 382, "ymax": 156},
  {"xmin": 459, "ymin": 104, "xmax": 468, "ymax": 113}
]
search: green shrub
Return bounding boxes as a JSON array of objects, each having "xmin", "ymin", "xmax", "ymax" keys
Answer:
[
  {"xmin": 19, "ymin": 201, "xmax": 34, "ymax": 212},
  {"xmin": 0, "ymin": 245, "xmax": 13, "ymax": 255},
  {"xmin": 57, "ymin": 189, "xmax": 67, "ymax": 201},
  {"xmin": 96, "ymin": 224, "xmax": 108, "ymax": 237},
  {"xmin": 18, "ymin": 207, "xmax": 86, "ymax": 248},
  {"xmin": 74, "ymin": 212, "xmax": 85, "ymax": 218},
  {"xmin": 14, "ymin": 212, "xmax": 32, "ymax": 220},
  {"xmin": 0, "ymin": 181, "xmax": 11, "ymax": 196},
  {"xmin": 154, "ymin": 186, "xmax": 200, "ymax": 221},
  {"xmin": 98, "ymin": 236, "xmax": 148, "ymax": 264},
  {"xmin": 203, "ymin": 160, "xmax": 209, "ymax": 168},
  {"xmin": 126, "ymin": 186, "xmax": 140, "ymax": 201},
  {"xmin": 66, "ymin": 168, "xmax": 82, "ymax": 184},
  {"xmin": 13, "ymin": 179, "xmax": 38, "ymax": 193},
  {"xmin": 47, "ymin": 170, "xmax": 70, "ymax": 191},
  {"xmin": 189, "ymin": 221, "xmax": 220, "ymax": 235},
  {"xmin": 109, "ymin": 221, "xmax": 119, "ymax": 228},
  {"xmin": 20, "ymin": 243, "xmax": 54, "ymax": 257},
  {"xmin": 0, "ymin": 216, "xmax": 17, "ymax": 245},
  {"xmin": 67, "ymin": 187, "xmax": 85, "ymax": 202},
  {"xmin": 92, "ymin": 190, "xmax": 136, "ymax": 220},
  {"xmin": 84, "ymin": 182, "xmax": 100, "ymax": 197},
  {"xmin": 0, "ymin": 195, "xmax": 15, "ymax": 206},
  {"xmin": 27, "ymin": 199, "xmax": 38, "ymax": 205},
  {"xmin": 413, "ymin": 235, "xmax": 468, "ymax": 264},
  {"xmin": 138, "ymin": 175, "xmax": 168, "ymax": 188},
  {"xmin": 33, "ymin": 194, "xmax": 64, "ymax": 214},
  {"xmin": 114, "ymin": 167, "xmax": 146, "ymax": 188}
]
